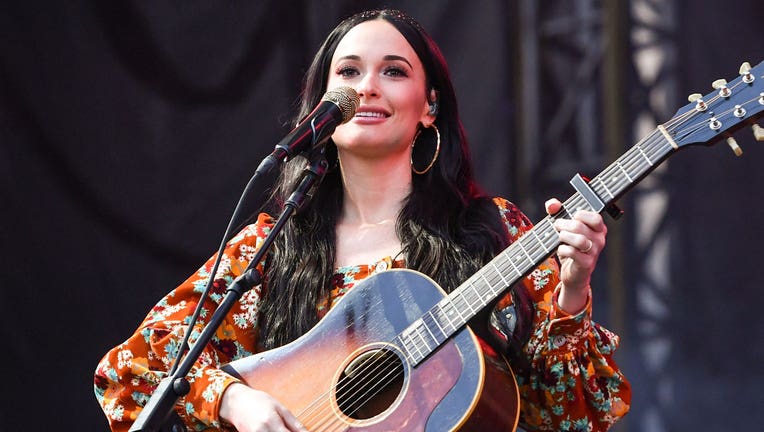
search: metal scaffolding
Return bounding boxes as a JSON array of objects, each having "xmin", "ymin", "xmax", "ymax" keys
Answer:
[
  {"xmin": 513, "ymin": 1, "xmax": 678, "ymax": 430},
  {"xmin": 626, "ymin": 1, "xmax": 678, "ymax": 431}
]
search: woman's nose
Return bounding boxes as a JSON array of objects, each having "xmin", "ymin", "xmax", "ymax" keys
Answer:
[{"xmin": 355, "ymin": 73, "xmax": 379, "ymax": 99}]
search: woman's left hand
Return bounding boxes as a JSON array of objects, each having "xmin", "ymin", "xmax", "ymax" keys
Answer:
[{"xmin": 545, "ymin": 198, "xmax": 607, "ymax": 314}]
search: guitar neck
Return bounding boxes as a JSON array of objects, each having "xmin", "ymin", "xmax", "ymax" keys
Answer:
[
  {"xmin": 396, "ymin": 57, "xmax": 764, "ymax": 364},
  {"xmin": 396, "ymin": 128, "xmax": 677, "ymax": 365}
]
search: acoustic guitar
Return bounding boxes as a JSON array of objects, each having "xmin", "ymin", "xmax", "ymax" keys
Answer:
[{"xmin": 223, "ymin": 60, "xmax": 764, "ymax": 431}]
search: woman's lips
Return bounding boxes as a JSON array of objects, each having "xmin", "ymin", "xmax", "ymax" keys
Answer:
[{"xmin": 353, "ymin": 107, "xmax": 390, "ymax": 123}]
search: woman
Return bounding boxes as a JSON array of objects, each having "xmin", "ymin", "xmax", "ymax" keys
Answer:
[{"xmin": 95, "ymin": 9, "xmax": 630, "ymax": 432}]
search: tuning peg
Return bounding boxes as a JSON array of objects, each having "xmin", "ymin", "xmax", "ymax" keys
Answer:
[
  {"xmin": 726, "ymin": 137, "xmax": 743, "ymax": 156},
  {"xmin": 740, "ymin": 61, "xmax": 755, "ymax": 83},
  {"xmin": 712, "ymin": 79, "xmax": 731, "ymax": 97},
  {"xmin": 753, "ymin": 123, "xmax": 764, "ymax": 141},
  {"xmin": 688, "ymin": 93, "xmax": 707, "ymax": 111}
]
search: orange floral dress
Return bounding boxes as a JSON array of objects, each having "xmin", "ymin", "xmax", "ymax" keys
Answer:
[{"xmin": 94, "ymin": 198, "xmax": 630, "ymax": 431}]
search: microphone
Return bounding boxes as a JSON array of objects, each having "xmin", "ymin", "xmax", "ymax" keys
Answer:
[{"xmin": 272, "ymin": 86, "xmax": 359, "ymax": 161}]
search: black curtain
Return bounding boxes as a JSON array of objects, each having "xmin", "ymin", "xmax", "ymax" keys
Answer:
[{"xmin": 666, "ymin": 0, "xmax": 764, "ymax": 429}]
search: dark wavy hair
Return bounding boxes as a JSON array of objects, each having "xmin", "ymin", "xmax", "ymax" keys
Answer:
[{"xmin": 258, "ymin": 9, "xmax": 530, "ymax": 357}]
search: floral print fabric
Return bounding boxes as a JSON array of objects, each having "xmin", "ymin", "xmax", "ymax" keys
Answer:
[{"xmin": 94, "ymin": 198, "xmax": 630, "ymax": 431}]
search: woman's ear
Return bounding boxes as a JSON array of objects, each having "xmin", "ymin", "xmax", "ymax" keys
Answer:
[{"xmin": 427, "ymin": 88, "xmax": 439, "ymax": 116}]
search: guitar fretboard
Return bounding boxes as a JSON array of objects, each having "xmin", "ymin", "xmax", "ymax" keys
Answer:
[{"xmin": 395, "ymin": 128, "xmax": 677, "ymax": 365}]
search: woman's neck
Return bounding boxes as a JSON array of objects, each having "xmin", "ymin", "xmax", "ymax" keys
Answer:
[{"xmin": 338, "ymin": 152, "xmax": 412, "ymax": 225}]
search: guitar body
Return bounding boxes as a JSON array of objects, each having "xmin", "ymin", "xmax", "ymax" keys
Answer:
[{"xmin": 224, "ymin": 269, "xmax": 520, "ymax": 431}]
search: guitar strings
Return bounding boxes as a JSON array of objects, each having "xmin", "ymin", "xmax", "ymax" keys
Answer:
[
  {"xmin": 660, "ymin": 78, "xmax": 755, "ymax": 144},
  {"xmin": 597, "ymin": 86, "xmax": 760, "ymax": 200},
  {"xmin": 292, "ymin": 343, "xmax": 396, "ymax": 430},
  {"xmin": 295, "ymin": 295, "xmax": 485, "ymax": 429},
  {"xmin": 588, "ymin": 98, "xmax": 700, "ymax": 202},
  {"xmin": 669, "ymin": 95, "xmax": 760, "ymax": 144},
  {"xmin": 305, "ymin": 348, "xmax": 404, "ymax": 432}
]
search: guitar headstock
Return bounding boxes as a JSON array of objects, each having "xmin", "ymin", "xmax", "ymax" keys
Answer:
[{"xmin": 665, "ymin": 60, "xmax": 764, "ymax": 154}]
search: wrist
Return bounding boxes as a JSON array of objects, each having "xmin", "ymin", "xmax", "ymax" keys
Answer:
[
  {"xmin": 556, "ymin": 282, "xmax": 590, "ymax": 315},
  {"xmin": 219, "ymin": 382, "xmax": 246, "ymax": 424}
]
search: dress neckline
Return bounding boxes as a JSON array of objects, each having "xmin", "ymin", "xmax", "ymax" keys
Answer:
[{"xmin": 335, "ymin": 255, "xmax": 406, "ymax": 274}]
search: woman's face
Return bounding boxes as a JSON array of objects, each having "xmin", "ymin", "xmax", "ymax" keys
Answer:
[{"xmin": 327, "ymin": 19, "xmax": 434, "ymax": 160}]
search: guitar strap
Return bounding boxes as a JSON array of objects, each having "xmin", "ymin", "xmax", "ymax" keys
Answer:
[{"xmin": 486, "ymin": 285, "xmax": 534, "ymax": 374}]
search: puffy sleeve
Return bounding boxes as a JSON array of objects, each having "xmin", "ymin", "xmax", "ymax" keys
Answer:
[
  {"xmin": 489, "ymin": 198, "xmax": 631, "ymax": 431},
  {"xmin": 93, "ymin": 213, "xmax": 275, "ymax": 431}
]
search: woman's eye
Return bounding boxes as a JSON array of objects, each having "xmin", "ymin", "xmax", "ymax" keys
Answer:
[
  {"xmin": 337, "ymin": 66, "xmax": 358, "ymax": 78},
  {"xmin": 384, "ymin": 66, "xmax": 408, "ymax": 77}
]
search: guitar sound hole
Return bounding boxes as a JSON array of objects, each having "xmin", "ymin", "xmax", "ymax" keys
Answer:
[{"xmin": 335, "ymin": 348, "xmax": 404, "ymax": 420}]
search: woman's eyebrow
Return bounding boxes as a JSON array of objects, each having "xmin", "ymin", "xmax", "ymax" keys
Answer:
[
  {"xmin": 383, "ymin": 55, "xmax": 413, "ymax": 69},
  {"xmin": 336, "ymin": 54, "xmax": 361, "ymax": 62},
  {"xmin": 335, "ymin": 54, "xmax": 413, "ymax": 69}
]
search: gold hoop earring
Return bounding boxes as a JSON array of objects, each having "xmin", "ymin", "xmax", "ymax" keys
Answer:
[{"xmin": 411, "ymin": 123, "xmax": 440, "ymax": 175}]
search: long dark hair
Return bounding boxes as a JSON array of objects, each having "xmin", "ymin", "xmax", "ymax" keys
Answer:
[{"xmin": 258, "ymin": 9, "xmax": 530, "ymax": 356}]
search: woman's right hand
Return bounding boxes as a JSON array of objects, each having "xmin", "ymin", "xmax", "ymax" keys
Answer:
[{"xmin": 220, "ymin": 382, "xmax": 308, "ymax": 432}]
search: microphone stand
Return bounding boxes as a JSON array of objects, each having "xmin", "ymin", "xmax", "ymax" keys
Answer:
[{"xmin": 129, "ymin": 149, "xmax": 329, "ymax": 432}]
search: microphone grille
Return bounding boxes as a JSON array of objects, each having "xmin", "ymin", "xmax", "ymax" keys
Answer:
[{"xmin": 322, "ymin": 86, "xmax": 360, "ymax": 123}]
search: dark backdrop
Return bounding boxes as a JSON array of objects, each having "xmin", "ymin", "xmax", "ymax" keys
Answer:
[{"xmin": 1, "ymin": 1, "xmax": 762, "ymax": 430}]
